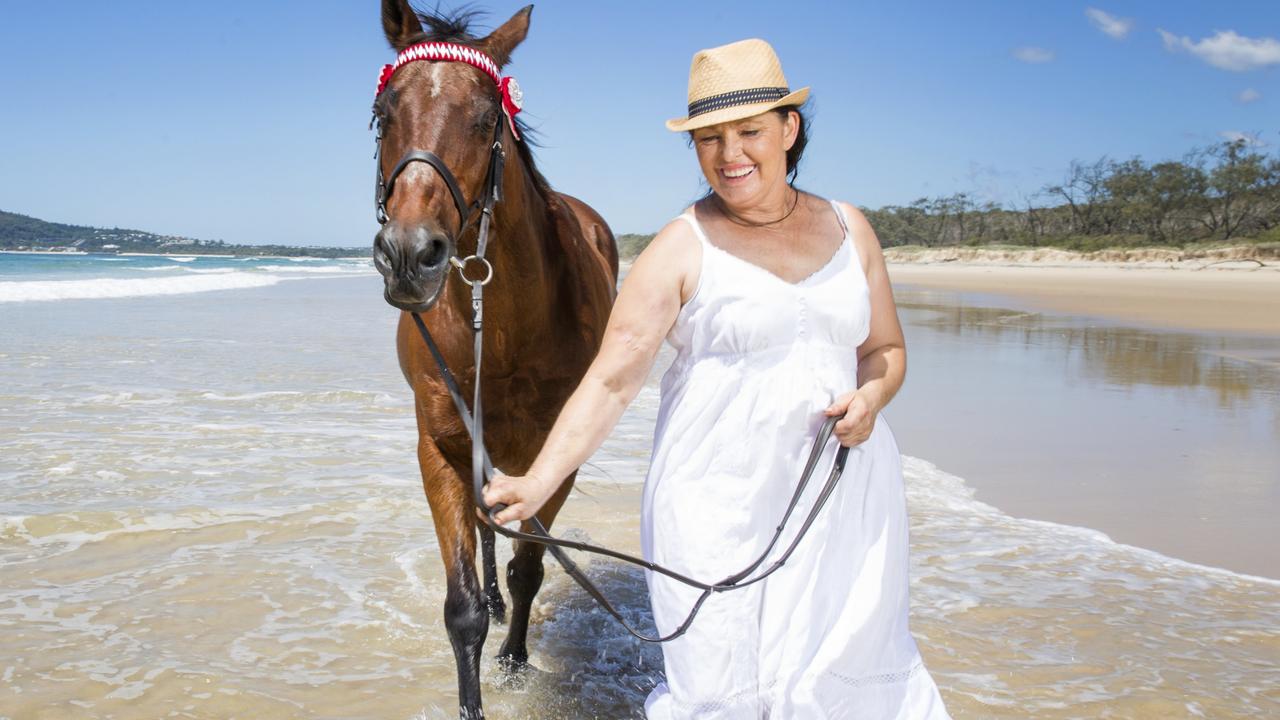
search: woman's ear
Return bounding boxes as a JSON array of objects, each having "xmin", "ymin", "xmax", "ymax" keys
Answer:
[{"xmin": 782, "ymin": 109, "xmax": 800, "ymax": 152}]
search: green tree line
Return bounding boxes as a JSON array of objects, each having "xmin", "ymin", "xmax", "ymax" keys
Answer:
[
  {"xmin": 618, "ymin": 138, "xmax": 1280, "ymax": 259},
  {"xmin": 865, "ymin": 138, "xmax": 1280, "ymax": 251}
]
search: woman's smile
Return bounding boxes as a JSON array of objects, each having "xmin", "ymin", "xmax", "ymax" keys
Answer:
[{"xmin": 720, "ymin": 163, "xmax": 757, "ymax": 183}]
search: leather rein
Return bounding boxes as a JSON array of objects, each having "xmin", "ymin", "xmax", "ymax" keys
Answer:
[{"xmin": 371, "ymin": 43, "xmax": 851, "ymax": 643}]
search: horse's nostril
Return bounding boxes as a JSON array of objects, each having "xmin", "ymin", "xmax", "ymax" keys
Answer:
[
  {"xmin": 373, "ymin": 233, "xmax": 397, "ymax": 273},
  {"xmin": 418, "ymin": 238, "xmax": 449, "ymax": 271}
]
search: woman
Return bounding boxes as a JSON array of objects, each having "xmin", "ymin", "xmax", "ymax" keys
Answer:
[{"xmin": 484, "ymin": 38, "xmax": 950, "ymax": 718}]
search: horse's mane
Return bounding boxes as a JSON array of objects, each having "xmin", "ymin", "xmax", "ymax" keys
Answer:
[{"xmin": 407, "ymin": 5, "xmax": 556, "ymax": 207}]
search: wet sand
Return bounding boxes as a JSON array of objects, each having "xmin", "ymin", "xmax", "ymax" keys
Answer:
[
  {"xmin": 3, "ymin": 270, "xmax": 1278, "ymax": 718},
  {"xmin": 886, "ymin": 263, "xmax": 1280, "ymax": 336},
  {"xmin": 886, "ymin": 262, "xmax": 1280, "ymax": 579}
]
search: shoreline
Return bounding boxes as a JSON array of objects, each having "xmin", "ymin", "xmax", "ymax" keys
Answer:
[
  {"xmin": 886, "ymin": 262, "xmax": 1279, "ymax": 336},
  {"xmin": 883, "ymin": 242, "xmax": 1280, "ymax": 269},
  {"xmin": 1, "ymin": 249, "xmax": 369, "ymax": 260}
]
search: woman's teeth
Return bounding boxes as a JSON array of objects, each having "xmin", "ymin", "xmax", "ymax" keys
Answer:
[{"xmin": 723, "ymin": 166, "xmax": 755, "ymax": 179}]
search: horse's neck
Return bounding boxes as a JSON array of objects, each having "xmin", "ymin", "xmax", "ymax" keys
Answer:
[{"xmin": 448, "ymin": 156, "xmax": 561, "ymax": 331}]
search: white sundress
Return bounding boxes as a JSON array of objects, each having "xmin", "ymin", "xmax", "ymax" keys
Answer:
[{"xmin": 640, "ymin": 200, "xmax": 951, "ymax": 719}]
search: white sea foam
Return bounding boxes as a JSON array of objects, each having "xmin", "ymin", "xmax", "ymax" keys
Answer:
[
  {"xmin": 898, "ymin": 454, "xmax": 1280, "ymax": 588},
  {"xmin": 0, "ymin": 273, "xmax": 283, "ymax": 302},
  {"xmin": 258, "ymin": 264, "xmax": 377, "ymax": 275},
  {"xmin": 574, "ymin": 445, "xmax": 1280, "ymax": 589}
]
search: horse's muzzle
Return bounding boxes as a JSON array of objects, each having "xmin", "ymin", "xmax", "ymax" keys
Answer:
[{"xmin": 373, "ymin": 222, "xmax": 454, "ymax": 311}]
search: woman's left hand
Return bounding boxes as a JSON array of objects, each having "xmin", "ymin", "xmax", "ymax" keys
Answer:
[{"xmin": 824, "ymin": 389, "xmax": 878, "ymax": 447}]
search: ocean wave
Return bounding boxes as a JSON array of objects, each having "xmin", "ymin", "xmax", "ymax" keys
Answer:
[
  {"xmin": 574, "ymin": 449, "xmax": 1279, "ymax": 589},
  {"xmin": 898, "ymin": 454, "xmax": 1280, "ymax": 589},
  {"xmin": 126, "ymin": 263, "xmax": 373, "ymax": 276},
  {"xmin": 0, "ymin": 272, "xmax": 283, "ymax": 302},
  {"xmin": 258, "ymin": 264, "xmax": 377, "ymax": 275}
]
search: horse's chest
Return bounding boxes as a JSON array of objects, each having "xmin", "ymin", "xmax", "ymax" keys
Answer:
[{"xmin": 427, "ymin": 367, "xmax": 577, "ymax": 470}]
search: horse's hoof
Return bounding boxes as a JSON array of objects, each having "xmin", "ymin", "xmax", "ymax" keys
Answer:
[
  {"xmin": 496, "ymin": 652, "xmax": 529, "ymax": 675},
  {"xmin": 486, "ymin": 596, "xmax": 507, "ymax": 624}
]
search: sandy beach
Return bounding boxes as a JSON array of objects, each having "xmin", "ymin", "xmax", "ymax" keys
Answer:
[
  {"xmin": 883, "ymin": 259, "xmax": 1280, "ymax": 582},
  {"xmin": 886, "ymin": 261, "xmax": 1280, "ymax": 336},
  {"xmin": 2, "ymin": 254, "xmax": 1277, "ymax": 718}
]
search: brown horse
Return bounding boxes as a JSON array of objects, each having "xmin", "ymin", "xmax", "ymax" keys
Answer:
[{"xmin": 371, "ymin": 1, "xmax": 618, "ymax": 716}]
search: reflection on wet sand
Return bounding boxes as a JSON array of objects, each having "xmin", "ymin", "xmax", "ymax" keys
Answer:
[
  {"xmin": 888, "ymin": 285, "xmax": 1280, "ymax": 579},
  {"xmin": 903, "ymin": 294, "xmax": 1280, "ymax": 407}
]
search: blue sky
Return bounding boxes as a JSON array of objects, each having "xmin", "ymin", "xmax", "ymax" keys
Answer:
[{"xmin": 0, "ymin": 1, "xmax": 1276, "ymax": 246}]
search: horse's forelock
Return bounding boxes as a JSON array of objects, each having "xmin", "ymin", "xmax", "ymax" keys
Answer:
[
  {"xmin": 390, "ymin": 4, "xmax": 554, "ymax": 205},
  {"xmin": 409, "ymin": 5, "xmax": 486, "ymax": 45}
]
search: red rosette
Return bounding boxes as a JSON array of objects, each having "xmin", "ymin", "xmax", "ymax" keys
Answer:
[
  {"xmin": 499, "ymin": 77, "xmax": 524, "ymax": 141},
  {"xmin": 376, "ymin": 64, "xmax": 395, "ymax": 97}
]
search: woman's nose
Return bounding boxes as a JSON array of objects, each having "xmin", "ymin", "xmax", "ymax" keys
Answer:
[{"xmin": 720, "ymin": 135, "xmax": 744, "ymax": 162}]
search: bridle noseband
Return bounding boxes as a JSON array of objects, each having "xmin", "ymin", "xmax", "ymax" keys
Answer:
[{"xmin": 372, "ymin": 117, "xmax": 505, "ymax": 237}]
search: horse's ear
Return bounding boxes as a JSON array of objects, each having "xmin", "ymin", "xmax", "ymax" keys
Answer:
[
  {"xmin": 382, "ymin": 0, "xmax": 424, "ymax": 52},
  {"xmin": 480, "ymin": 5, "xmax": 533, "ymax": 68}
]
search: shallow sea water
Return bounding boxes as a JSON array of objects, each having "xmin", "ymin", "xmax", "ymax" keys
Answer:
[{"xmin": 1, "ymin": 257, "xmax": 1277, "ymax": 718}]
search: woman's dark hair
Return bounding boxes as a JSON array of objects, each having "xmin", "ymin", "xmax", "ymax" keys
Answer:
[{"xmin": 775, "ymin": 103, "xmax": 809, "ymax": 184}]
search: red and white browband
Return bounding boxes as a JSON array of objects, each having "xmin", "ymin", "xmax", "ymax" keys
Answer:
[{"xmin": 375, "ymin": 41, "xmax": 524, "ymax": 141}]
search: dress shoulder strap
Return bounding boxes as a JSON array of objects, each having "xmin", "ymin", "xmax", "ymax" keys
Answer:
[
  {"xmin": 828, "ymin": 199, "xmax": 868, "ymax": 278},
  {"xmin": 677, "ymin": 212, "xmax": 712, "ymax": 247},
  {"xmin": 829, "ymin": 199, "xmax": 852, "ymax": 240}
]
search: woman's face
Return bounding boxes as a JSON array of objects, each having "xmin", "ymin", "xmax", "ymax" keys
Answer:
[{"xmin": 692, "ymin": 110, "xmax": 798, "ymax": 210}]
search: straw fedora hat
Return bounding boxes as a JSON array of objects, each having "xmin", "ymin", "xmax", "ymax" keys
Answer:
[{"xmin": 666, "ymin": 38, "xmax": 809, "ymax": 133}]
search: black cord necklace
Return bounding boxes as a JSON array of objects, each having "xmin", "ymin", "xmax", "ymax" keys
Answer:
[{"xmin": 718, "ymin": 187, "xmax": 801, "ymax": 228}]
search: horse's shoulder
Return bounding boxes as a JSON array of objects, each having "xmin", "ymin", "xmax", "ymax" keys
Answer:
[{"xmin": 550, "ymin": 192, "xmax": 619, "ymax": 284}]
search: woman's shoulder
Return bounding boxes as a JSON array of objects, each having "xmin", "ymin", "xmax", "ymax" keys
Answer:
[
  {"xmin": 628, "ymin": 211, "xmax": 703, "ymax": 305},
  {"xmin": 825, "ymin": 199, "xmax": 884, "ymax": 274}
]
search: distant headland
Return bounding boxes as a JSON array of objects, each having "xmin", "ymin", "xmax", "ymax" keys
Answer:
[{"xmin": 0, "ymin": 210, "xmax": 369, "ymax": 259}]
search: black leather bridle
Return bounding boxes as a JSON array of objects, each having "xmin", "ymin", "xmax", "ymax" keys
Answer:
[
  {"xmin": 373, "ymin": 111, "xmax": 505, "ymax": 235},
  {"xmin": 371, "ymin": 62, "xmax": 851, "ymax": 644}
]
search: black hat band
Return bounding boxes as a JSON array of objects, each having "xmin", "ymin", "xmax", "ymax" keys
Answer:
[{"xmin": 687, "ymin": 86, "xmax": 790, "ymax": 119}]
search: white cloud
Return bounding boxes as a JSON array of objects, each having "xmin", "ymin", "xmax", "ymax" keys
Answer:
[
  {"xmin": 1158, "ymin": 29, "xmax": 1280, "ymax": 71},
  {"xmin": 1013, "ymin": 46, "xmax": 1054, "ymax": 64},
  {"xmin": 1218, "ymin": 130, "xmax": 1268, "ymax": 147},
  {"xmin": 1238, "ymin": 88, "xmax": 1261, "ymax": 103},
  {"xmin": 1085, "ymin": 8, "xmax": 1133, "ymax": 39}
]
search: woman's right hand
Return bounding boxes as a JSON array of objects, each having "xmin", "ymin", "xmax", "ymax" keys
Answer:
[{"xmin": 482, "ymin": 472, "xmax": 559, "ymax": 526}]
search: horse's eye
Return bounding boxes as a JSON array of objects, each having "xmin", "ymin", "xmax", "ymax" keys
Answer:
[{"xmin": 477, "ymin": 107, "xmax": 499, "ymax": 132}]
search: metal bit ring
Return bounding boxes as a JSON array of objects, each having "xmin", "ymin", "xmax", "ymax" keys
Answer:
[{"xmin": 450, "ymin": 255, "xmax": 493, "ymax": 286}]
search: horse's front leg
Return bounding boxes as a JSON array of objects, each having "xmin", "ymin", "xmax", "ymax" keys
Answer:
[
  {"xmin": 498, "ymin": 469, "xmax": 577, "ymax": 669},
  {"xmin": 419, "ymin": 438, "xmax": 489, "ymax": 719},
  {"xmin": 480, "ymin": 524, "xmax": 506, "ymax": 623}
]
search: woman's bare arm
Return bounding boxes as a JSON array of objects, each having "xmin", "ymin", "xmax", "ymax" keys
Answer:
[
  {"xmin": 483, "ymin": 218, "xmax": 700, "ymax": 523},
  {"xmin": 825, "ymin": 202, "xmax": 908, "ymax": 446}
]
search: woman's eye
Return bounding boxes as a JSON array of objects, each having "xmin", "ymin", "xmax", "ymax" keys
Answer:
[
  {"xmin": 741, "ymin": 129, "xmax": 760, "ymax": 137},
  {"xmin": 697, "ymin": 135, "xmax": 719, "ymax": 145}
]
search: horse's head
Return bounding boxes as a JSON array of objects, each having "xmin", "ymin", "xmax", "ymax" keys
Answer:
[{"xmin": 371, "ymin": 1, "xmax": 531, "ymax": 312}]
